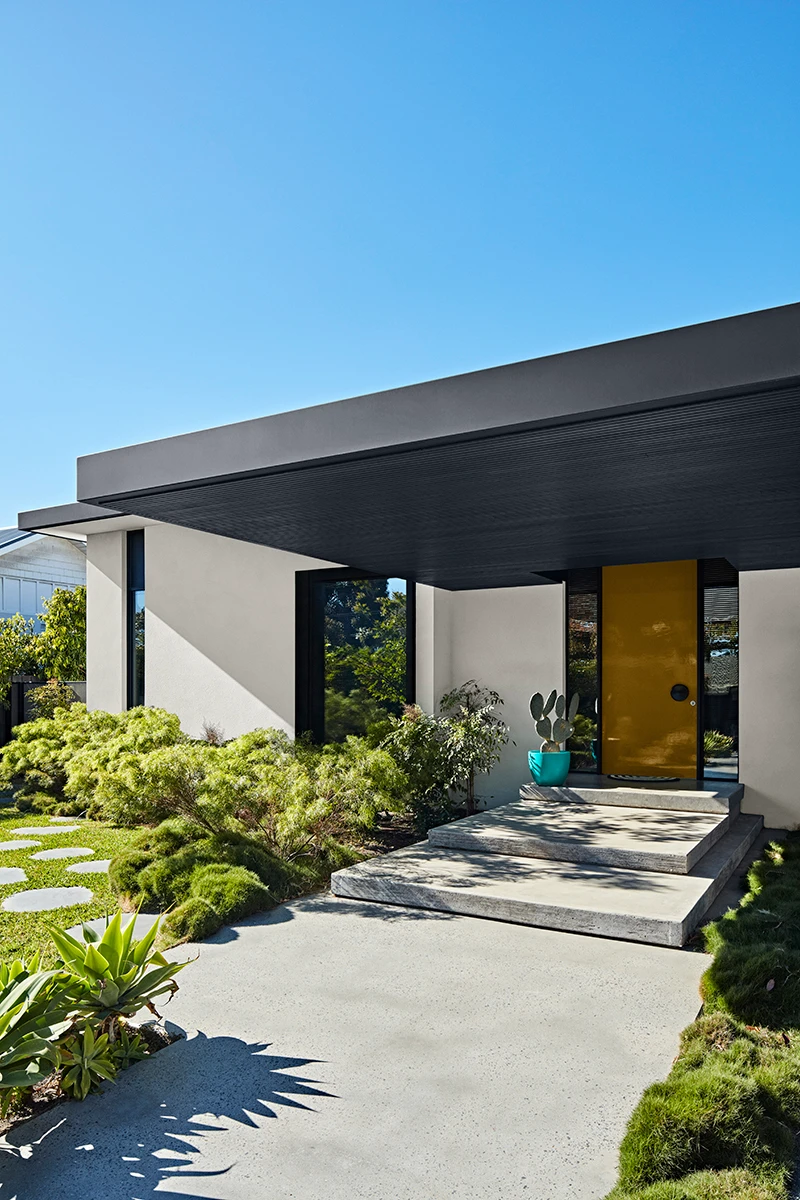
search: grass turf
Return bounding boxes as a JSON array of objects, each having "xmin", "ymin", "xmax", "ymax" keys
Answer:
[
  {"xmin": 606, "ymin": 835, "xmax": 800, "ymax": 1200},
  {"xmin": 0, "ymin": 805, "xmax": 140, "ymax": 965}
]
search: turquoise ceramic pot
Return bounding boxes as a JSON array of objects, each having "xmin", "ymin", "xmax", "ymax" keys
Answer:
[{"xmin": 528, "ymin": 750, "xmax": 571, "ymax": 786}]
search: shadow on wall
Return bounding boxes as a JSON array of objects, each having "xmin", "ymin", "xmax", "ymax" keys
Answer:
[{"xmin": 0, "ymin": 1030, "xmax": 335, "ymax": 1199}]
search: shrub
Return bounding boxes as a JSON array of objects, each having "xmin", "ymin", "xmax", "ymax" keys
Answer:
[
  {"xmin": 27, "ymin": 679, "xmax": 81, "ymax": 721},
  {"xmin": 0, "ymin": 704, "xmax": 184, "ymax": 808},
  {"xmin": 213, "ymin": 729, "xmax": 404, "ymax": 860},
  {"xmin": 111, "ymin": 822, "xmax": 294, "ymax": 910},
  {"xmin": 160, "ymin": 897, "xmax": 222, "ymax": 944},
  {"xmin": 67, "ymin": 708, "xmax": 186, "ymax": 816},
  {"xmin": 607, "ymin": 835, "xmax": 800, "ymax": 1200},
  {"xmin": 108, "ymin": 850, "xmax": 156, "ymax": 900},
  {"xmin": 130, "ymin": 817, "xmax": 206, "ymax": 857},
  {"xmin": 617, "ymin": 1068, "xmax": 779, "ymax": 1189},
  {"xmin": 189, "ymin": 864, "xmax": 273, "ymax": 921}
]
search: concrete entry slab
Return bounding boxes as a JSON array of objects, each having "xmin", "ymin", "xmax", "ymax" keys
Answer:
[
  {"xmin": 521, "ymin": 778, "xmax": 742, "ymax": 816},
  {"xmin": 0, "ymin": 895, "xmax": 708, "ymax": 1200},
  {"xmin": 429, "ymin": 798, "xmax": 730, "ymax": 874},
  {"xmin": 332, "ymin": 816, "xmax": 763, "ymax": 947}
]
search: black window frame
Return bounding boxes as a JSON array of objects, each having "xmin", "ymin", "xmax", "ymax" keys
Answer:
[
  {"xmin": 296, "ymin": 568, "xmax": 416, "ymax": 742},
  {"xmin": 126, "ymin": 529, "xmax": 145, "ymax": 709}
]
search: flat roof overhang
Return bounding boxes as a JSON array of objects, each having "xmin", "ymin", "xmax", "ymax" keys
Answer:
[{"xmin": 24, "ymin": 302, "xmax": 800, "ymax": 589}]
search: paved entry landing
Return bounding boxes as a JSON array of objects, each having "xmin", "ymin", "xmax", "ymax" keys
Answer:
[{"xmin": 332, "ymin": 780, "xmax": 762, "ymax": 947}]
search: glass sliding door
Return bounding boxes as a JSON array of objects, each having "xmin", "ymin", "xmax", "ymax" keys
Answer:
[{"xmin": 296, "ymin": 571, "xmax": 415, "ymax": 742}]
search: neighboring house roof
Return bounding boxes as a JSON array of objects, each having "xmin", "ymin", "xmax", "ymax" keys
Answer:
[{"xmin": 0, "ymin": 528, "xmax": 37, "ymax": 555}]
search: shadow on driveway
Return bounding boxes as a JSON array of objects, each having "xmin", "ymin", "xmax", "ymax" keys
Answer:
[{"xmin": 0, "ymin": 1030, "xmax": 334, "ymax": 1199}]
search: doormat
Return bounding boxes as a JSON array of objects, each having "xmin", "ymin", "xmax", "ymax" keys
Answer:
[{"xmin": 607, "ymin": 774, "xmax": 682, "ymax": 783}]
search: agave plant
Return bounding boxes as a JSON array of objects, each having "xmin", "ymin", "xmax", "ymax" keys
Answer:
[
  {"xmin": 59, "ymin": 1024, "xmax": 117, "ymax": 1101},
  {"xmin": 49, "ymin": 910, "xmax": 189, "ymax": 1035},
  {"xmin": 530, "ymin": 690, "xmax": 580, "ymax": 752},
  {"xmin": 0, "ymin": 968, "xmax": 73, "ymax": 1111}
]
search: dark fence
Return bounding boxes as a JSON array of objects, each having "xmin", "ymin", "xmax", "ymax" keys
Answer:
[{"xmin": 0, "ymin": 677, "xmax": 87, "ymax": 748}]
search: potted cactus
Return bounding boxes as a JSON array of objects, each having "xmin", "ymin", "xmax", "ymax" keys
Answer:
[{"xmin": 528, "ymin": 690, "xmax": 580, "ymax": 786}]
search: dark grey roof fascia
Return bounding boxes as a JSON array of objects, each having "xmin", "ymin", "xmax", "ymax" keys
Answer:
[
  {"xmin": 17, "ymin": 502, "xmax": 122, "ymax": 531},
  {"xmin": 77, "ymin": 302, "xmax": 800, "ymax": 503}
]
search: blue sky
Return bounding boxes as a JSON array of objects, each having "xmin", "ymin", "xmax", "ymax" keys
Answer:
[{"xmin": 1, "ymin": 1, "xmax": 798, "ymax": 527}]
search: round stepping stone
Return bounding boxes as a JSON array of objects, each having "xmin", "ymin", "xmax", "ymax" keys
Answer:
[
  {"xmin": 30, "ymin": 847, "xmax": 95, "ymax": 862},
  {"xmin": 49, "ymin": 816, "xmax": 77, "ymax": 822},
  {"xmin": 0, "ymin": 840, "xmax": 42, "ymax": 852},
  {"xmin": 66, "ymin": 860, "xmax": 111, "ymax": 875},
  {"xmin": 2, "ymin": 886, "xmax": 93, "ymax": 913},
  {"xmin": 0, "ymin": 868, "xmax": 27, "ymax": 886},
  {"xmin": 10, "ymin": 826, "xmax": 80, "ymax": 836}
]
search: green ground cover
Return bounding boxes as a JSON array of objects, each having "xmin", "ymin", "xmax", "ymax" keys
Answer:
[
  {"xmin": 606, "ymin": 835, "xmax": 800, "ymax": 1200},
  {"xmin": 0, "ymin": 807, "xmax": 138, "ymax": 964}
]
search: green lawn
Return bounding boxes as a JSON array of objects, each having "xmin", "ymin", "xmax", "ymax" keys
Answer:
[{"xmin": 0, "ymin": 806, "xmax": 139, "ymax": 965}]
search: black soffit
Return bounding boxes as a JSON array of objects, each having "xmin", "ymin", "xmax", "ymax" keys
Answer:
[
  {"xmin": 97, "ymin": 384, "xmax": 800, "ymax": 587},
  {"xmin": 97, "ymin": 381, "xmax": 800, "ymax": 591}
]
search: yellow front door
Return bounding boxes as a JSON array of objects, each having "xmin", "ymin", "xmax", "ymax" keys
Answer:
[{"xmin": 602, "ymin": 561, "xmax": 698, "ymax": 777}]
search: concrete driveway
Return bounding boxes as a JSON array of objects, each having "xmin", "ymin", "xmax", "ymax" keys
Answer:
[{"xmin": 0, "ymin": 894, "xmax": 707, "ymax": 1200}]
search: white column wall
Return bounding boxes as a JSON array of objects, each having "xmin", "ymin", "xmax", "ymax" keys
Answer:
[
  {"xmin": 86, "ymin": 531, "xmax": 127, "ymax": 712},
  {"xmin": 739, "ymin": 567, "xmax": 800, "ymax": 829},
  {"xmin": 143, "ymin": 524, "xmax": 336, "ymax": 740},
  {"xmin": 415, "ymin": 585, "xmax": 452, "ymax": 715},
  {"xmin": 444, "ymin": 584, "xmax": 565, "ymax": 807}
]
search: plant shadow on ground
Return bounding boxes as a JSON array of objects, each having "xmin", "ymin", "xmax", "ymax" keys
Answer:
[{"xmin": 0, "ymin": 1030, "xmax": 335, "ymax": 1200}]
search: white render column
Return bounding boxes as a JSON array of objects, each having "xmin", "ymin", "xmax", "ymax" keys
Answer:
[
  {"xmin": 739, "ymin": 567, "xmax": 800, "ymax": 829},
  {"xmin": 415, "ymin": 584, "xmax": 452, "ymax": 715},
  {"xmin": 86, "ymin": 530, "xmax": 127, "ymax": 713}
]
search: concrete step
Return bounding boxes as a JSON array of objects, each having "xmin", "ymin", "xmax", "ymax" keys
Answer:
[
  {"xmin": 428, "ymin": 798, "xmax": 730, "ymax": 875},
  {"xmin": 520, "ymin": 778, "xmax": 742, "ymax": 817},
  {"xmin": 330, "ymin": 815, "xmax": 763, "ymax": 948}
]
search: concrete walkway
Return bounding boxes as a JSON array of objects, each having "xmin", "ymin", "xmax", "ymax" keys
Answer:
[{"xmin": 0, "ymin": 895, "xmax": 707, "ymax": 1200}]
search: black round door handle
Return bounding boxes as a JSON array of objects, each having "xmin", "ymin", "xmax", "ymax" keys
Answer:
[{"xmin": 670, "ymin": 683, "xmax": 690, "ymax": 701}]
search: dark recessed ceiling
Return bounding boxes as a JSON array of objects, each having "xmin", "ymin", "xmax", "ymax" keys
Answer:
[{"xmin": 104, "ymin": 382, "xmax": 800, "ymax": 590}]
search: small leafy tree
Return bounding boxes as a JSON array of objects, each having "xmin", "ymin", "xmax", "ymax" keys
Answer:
[
  {"xmin": 0, "ymin": 614, "xmax": 39, "ymax": 707},
  {"xmin": 439, "ymin": 681, "xmax": 509, "ymax": 815},
  {"xmin": 37, "ymin": 586, "xmax": 86, "ymax": 680}
]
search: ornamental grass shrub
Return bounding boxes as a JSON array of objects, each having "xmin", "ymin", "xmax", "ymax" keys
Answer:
[{"xmin": 606, "ymin": 836, "xmax": 800, "ymax": 1200}]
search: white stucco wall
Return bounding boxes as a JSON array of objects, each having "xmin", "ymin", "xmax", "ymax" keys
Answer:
[
  {"xmin": 739, "ymin": 567, "xmax": 800, "ymax": 829},
  {"xmin": 444, "ymin": 584, "xmax": 565, "ymax": 807},
  {"xmin": 144, "ymin": 523, "xmax": 337, "ymax": 739},
  {"xmin": 85, "ymin": 524, "xmax": 562, "ymax": 800},
  {"xmin": 86, "ymin": 531, "xmax": 127, "ymax": 712}
]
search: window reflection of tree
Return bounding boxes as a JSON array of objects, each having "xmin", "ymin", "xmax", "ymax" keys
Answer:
[{"xmin": 322, "ymin": 579, "xmax": 407, "ymax": 741}]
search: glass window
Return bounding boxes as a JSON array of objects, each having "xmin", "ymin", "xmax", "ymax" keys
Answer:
[
  {"xmin": 297, "ymin": 572, "xmax": 414, "ymax": 742},
  {"xmin": 701, "ymin": 559, "xmax": 738, "ymax": 780},
  {"xmin": 1, "ymin": 576, "xmax": 20, "ymax": 615},
  {"xmin": 127, "ymin": 531, "xmax": 145, "ymax": 708},
  {"xmin": 566, "ymin": 569, "xmax": 600, "ymax": 772},
  {"xmin": 20, "ymin": 580, "xmax": 37, "ymax": 615}
]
